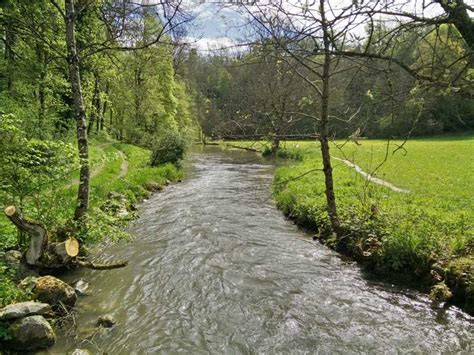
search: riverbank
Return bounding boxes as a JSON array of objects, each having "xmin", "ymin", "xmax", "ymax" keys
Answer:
[
  {"xmin": 223, "ymin": 136, "xmax": 474, "ymax": 314},
  {"xmin": 0, "ymin": 140, "xmax": 182, "ymax": 311}
]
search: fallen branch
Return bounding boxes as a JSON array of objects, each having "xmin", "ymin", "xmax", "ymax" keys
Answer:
[
  {"xmin": 75, "ymin": 258, "xmax": 128, "ymax": 270},
  {"xmin": 226, "ymin": 144, "xmax": 260, "ymax": 152}
]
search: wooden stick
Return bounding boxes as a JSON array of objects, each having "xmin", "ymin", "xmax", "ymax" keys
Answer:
[
  {"xmin": 75, "ymin": 259, "xmax": 128, "ymax": 270},
  {"xmin": 226, "ymin": 144, "xmax": 260, "ymax": 152}
]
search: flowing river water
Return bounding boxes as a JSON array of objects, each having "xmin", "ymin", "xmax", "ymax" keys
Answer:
[{"xmin": 51, "ymin": 146, "xmax": 473, "ymax": 354}]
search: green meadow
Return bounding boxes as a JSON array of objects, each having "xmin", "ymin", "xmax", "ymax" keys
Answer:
[{"xmin": 226, "ymin": 135, "xmax": 474, "ymax": 310}]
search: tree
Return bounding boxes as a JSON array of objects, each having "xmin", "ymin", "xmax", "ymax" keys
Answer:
[
  {"xmin": 241, "ymin": 0, "xmax": 472, "ymax": 236},
  {"xmin": 63, "ymin": 0, "xmax": 90, "ymax": 220}
]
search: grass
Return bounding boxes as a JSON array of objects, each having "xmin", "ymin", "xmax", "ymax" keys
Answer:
[
  {"xmin": 0, "ymin": 140, "xmax": 181, "ymax": 307},
  {"xmin": 226, "ymin": 135, "xmax": 474, "ymax": 312}
]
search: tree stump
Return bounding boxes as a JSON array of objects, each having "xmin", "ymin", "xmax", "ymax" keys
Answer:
[
  {"xmin": 4, "ymin": 206, "xmax": 127, "ymax": 271},
  {"xmin": 4, "ymin": 206, "xmax": 48, "ymax": 265}
]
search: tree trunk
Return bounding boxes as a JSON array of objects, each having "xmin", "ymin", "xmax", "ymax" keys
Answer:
[
  {"xmin": 319, "ymin": 0, "xmax": 341, "ymax": 236},
  {"xmin": 271, "ymin": 135, "xmax": 280, "ymax": 156},
  {"xmin": 87, "ymin": 73, "xmax": 100, "ymax": 135},
  {"xmin": 5, "ymin": 17, "xmax": 15, "ymax": 95},
  {"xmin": 435, "ymin": 0, "xmax": 474, "ymax": 51},
  {"xmin": 65, "ymin": 0, "xmax": 90, "ymax": 221},
  {"xmin": 36, "ymin": 42, "xmax": 47, "ymax": 138},
  {"xmin": 100, "ymin": 81, "xmax": 109, "ymax": 131}
]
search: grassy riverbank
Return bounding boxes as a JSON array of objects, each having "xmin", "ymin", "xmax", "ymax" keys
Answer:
[
  {"xmin": 0, "ymin": 141, "xmax": 181, "ymax": 308},
  {"xmin": 225, "ymin": 135, "xmax": 474, "ymax": 313}
]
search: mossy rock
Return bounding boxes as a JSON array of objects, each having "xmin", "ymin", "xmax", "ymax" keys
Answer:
[
  {"xmin": 34, "ymin": 276, "xmax": 77, "ymax": 312},
  {"xmin": 145, "ymin": 181, "xmax": 163, "ymax": 192},
  {"xmin": 6, "ymin": 315, "xmax": 56, "ymax": 351},
  {"xmin": 446, "ymin": 257, "xmax": 474, "ymax": 314}
]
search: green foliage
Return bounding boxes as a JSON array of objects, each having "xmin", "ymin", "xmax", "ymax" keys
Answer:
[
  {"xmin": 0, "ymin": 321, "xmax": 12, "ymax": 342},
  {"xmin": 0, "ymin": 262, "xmax": 27, "ymax": 309},
  {"xmin": 0, "ymin": 114, "xmax": 77, "ymax": 249},
  {"xmin": 262, "ymin": 147, "xmax": 303, "ymax": 160},
  {"xmin": 150, "ymin": 132, "xmax": 187, "ymax": 166},
  {"xmin": 75, "ymin": 207, "xmax": 131, "ymax": 245}
]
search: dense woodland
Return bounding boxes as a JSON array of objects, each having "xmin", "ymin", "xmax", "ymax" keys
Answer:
[
  {"xmin": 189, "ymin": 12, "xmax": 473, "ymax": 142},
  {"xmin": 0, "ymin": 1, "xmax": 202, "ymax": 317},
  {"xmin": 0, "ymin": 1, "xmax": 199, "ymax": 219},
  {"xmin": 0, "ymin": 1, "xmax": 473, "ymax": 349}
]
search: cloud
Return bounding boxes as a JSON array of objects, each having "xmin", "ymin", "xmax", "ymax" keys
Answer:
[{"xmin": 184, "ymin": 36, "xmax": 248, "ymax": 54}]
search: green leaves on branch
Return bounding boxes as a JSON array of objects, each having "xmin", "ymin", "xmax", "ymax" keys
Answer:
[{"xmin": 150, "ymin": 132, "xmax": 187, "ymax": 167}]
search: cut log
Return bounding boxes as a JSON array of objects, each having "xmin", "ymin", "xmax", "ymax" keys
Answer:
[
  {"xmin": 4, "ymin": 206, "xmax": 48, "ymax": 265},
  {"xmin": 53, "ymin": 238, "xmax": 79, "ymax": 260},
  {"xmin": 4, "ymin": 206, "xmax": 127, "ymax": 272},
  {"xmin": 43, "ymin": 238, "xmax": 80, "ymax": 266},
  {"xmin": 226, "ymin": 144, "xmax": 259, "ymax": 152}
]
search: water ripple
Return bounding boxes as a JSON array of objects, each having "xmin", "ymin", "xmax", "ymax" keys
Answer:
[{"xmin": 50, "ymin": 146, "xmax": 473, "ymax": 354}]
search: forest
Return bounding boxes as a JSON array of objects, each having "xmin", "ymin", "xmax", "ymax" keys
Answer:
[{"xmin": 0, "ymin": 0, "xmax": 472, "ymax": 353}]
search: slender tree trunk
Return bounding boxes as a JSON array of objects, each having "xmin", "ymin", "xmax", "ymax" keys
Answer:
[
  {"xmin": 65, "ymin": 0, "xmax": 90, "ymax": 221},
  {"xmin": 319, "ymin": 0, "xmax": 341, "ymax": 236},
  {"xmin": 5, "ymin": 18, "xmax": 15, "ymax": 95},
  {"xmin": 36, "ymin": 42, "xmax": 47, "ymax": 138},
  {"xmin": 87, "ymin": 73, "xmax": 100, "ymax": 134},
  {"xmin": 271, "ymin": 135, "xmax": 280, "ymax": 156},
  {"xmin": 100, "ymin": 81, "xmax": 109, "ymax": 131},
  {"xmin": 134, "ymin": 67, "xmax": 142, "ymax": 128}
]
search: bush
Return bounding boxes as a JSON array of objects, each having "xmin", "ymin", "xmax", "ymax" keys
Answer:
[
  {"xmin": 150, "ymin": 132, "xmax": 187, "ymax": 166},
  {"xmin": 262, "ymin": 146, "xmax": 303, "ymax": 161}
]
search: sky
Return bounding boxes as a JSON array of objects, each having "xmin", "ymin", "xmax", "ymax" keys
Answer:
[
  {"xmin": 181, "ymin": 0, "xmax": 471, "ymax": 53},
  {"xmin": 185, "ymin": 3, "xmax": 250, "ymax": 52}
]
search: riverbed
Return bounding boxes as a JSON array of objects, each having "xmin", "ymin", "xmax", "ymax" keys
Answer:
[{"xmin": 50, "ymin": 146, "xmax": 473, "ymax": 353}]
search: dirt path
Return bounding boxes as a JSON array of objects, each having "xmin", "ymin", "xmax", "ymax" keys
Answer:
[
  {"xmin": 333, "ymin": 157, "xmax": 410, "ymax": 194},
  {"xmin": 117, "ymin": 150, "xmax": 129, "ymax": 178},
  {"xmin": 63, "ymin": 147, "xmax": 107, "ymax": 190}
]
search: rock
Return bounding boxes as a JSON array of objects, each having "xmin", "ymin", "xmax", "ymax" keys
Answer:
[
  {"xmin": 34, "ymin": 276, "xmax": 77, "ymax": 311},
  {"xmin": 165, "ymin": 179, "xmax": 171, "ymax": 186},
  {"xmin": 0, "ymin": 301, "xmax": 52, "ymax": 321},
  {"xmin": 97, "ymin": 314, "xmax": 117, "ymax": 328},
  {"xmin": 145, "ymin": 181, "xmax": 163, "ymax": 192},
  {"xmin": 4, "ymin": 250, "xmax": 22, "ymax": 265},
  {"xmin": 107, "ymin": 191, "xmax": 127, "ymax": 202},
  {"xmin": 6, "ymin": 315, "xmax": 56, "ymax": 351},
  {"xmin": 73, "ymin": 278, "xmax": 89, "ymax": 296},
  {"xmin": 18, "ymin": 276, "xmax": 39, "ymax": 292},
  {"xmin": 116, "ymin": 206, "xmax": 129, "ymax": 218},
  {"xmin": 71, "ymin": 349, "xmax": 91, "ymax": 355},
  {"xmin": 101, "ymin": 194, "xmax": 132, "ymax": 219}
]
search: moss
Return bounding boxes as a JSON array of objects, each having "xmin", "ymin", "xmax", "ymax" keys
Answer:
[
  {"xmin": 446, "ymin": 257, "xmax": 474, "ymax": 313},
  {"xmin": 429, "ymin": 282, "xmax": 453, "ymax": 303}
]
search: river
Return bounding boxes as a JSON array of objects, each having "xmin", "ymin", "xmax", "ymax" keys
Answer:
[{"xmin": 50, "ymin": 146, "xmax": 473, "ymax": 354}]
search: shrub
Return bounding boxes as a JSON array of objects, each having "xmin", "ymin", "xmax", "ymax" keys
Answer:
[
  {"xmin": 262, "ymin": 146, "xmax": 303, "ymax": 161},
  {"xmin": 0, "ymin": 262, "xmax": 27, "ymax": 308},
  {"xmin": 150, "ymin": 132, "xmax": 187, "ymax": 166}
]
